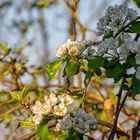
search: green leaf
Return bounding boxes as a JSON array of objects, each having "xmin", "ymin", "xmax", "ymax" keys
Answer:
[
  {"xmin": 129, "ymin": 76, "xmax": 140, "ymax": 97},
  {"xmin": 106, "ymin": 63, "xmax": 125, "ymax": 83},
  {"xmin": 20, "ymin": 121, "xmax": 34, "ymax": 128},
  {"xmin": 0, "ymin": 113, "xmax": 11, "ymax": 122},
  {"xmin": 88, "ymin": 57, "xmax": 104, "ymax": 69},
  {"xmin": 0, "ymin": 43, "xmax": 11, "ymax": 55},
  {"xmin": 104, "ymin": 59, "xmax": 119, "ymax": 69},
  {"xmin": 21, "ymin": 85, "xmax": 30, "ymax": 98},
  {"xmin": 84, "ymin": 70, "xmax": 94, "ymax": 88},
  {"xmin": 9, "ymin": 91, "xmax": 22, "ymax": 102},
  {"xmin": 55, "ymin": 87, "xmax": 67, "ymax": 92},
  {"xmin": 132, "ymin": 76, "xmax": 140, "ymax": 91},
  {"xmin": 45, "ymin": 56, "xmax": 67, "ymax": 79},
  {"xmin": 65, "ymin": 61, "xmax": 81, "ymax": 76},
  {"xmin": 57, "ymin": 131, "xmax": 69, "ymax": 140},
  {"xmin": 71, "ymin": 91, "xmax": 83, "ymax": 99},
  {"xmin": 81, "ymin": 59, "xmax": 88, "ymax": 71},
  {"xmin": 94, "ymin": 68, "xmax": 102, "ymax": 76},
  {"xmin": 129, "ymin": 21, "xmax": 140, "ymax": 34},
  {"xmin": 133, "ymin": 0, "xmax": 140, "ymax": 8},
  {"xmin": 36, "ymin": 124, "xmax": 49, "ymax": 140},
  {"xmin": 40, "ymin": 114, "xmax": 54, "ymax": 125}
]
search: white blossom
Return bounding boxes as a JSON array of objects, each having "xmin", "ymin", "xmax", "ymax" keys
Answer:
[
  {"xmin": 56, "ymin": 45, "xmax": 67, "ymax": 57},
  {"xmin": 127, "ymin": 67, "xmax": 136, "ymax": 75},
  {"xmin": 56, "ymin": 39, "xmax": 85, "ymax": 57},
  {"xmin": 44, "ymin": 93, "xmax": 58, "ymax": 106},
  {"xmin": 31, "ymin": 101, "xmax": 45, "ymax": 115},
  {"xmin": 33, "ymin": 115, "xmax": 43, "ymax": 125},
  {"xmin": 42, "ymin": 103, "xmax": 52, "ymax": 114},
  {"xmin": 56, "ymin": 108, "xmax": 97, "ymax": 133},
  {"xmin": 58, "ymin": 94, "xmax": 73, "ymax": 106},
  {"xmin": 126, "ymin": 8, "xmax": 138, "ymax": 21},
  {"xmin": 54, "ymin": 103, "xmax": 67, "ymax": 116},
  {"xmin": 96, "ymin": 4, "xmax": 138, "ymax": 36},
  {"xmin": 98, "ymin": 37, "xmax": 117, "ymax": 55}
]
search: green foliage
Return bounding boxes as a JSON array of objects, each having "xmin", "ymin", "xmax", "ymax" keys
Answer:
[
  {"xmin": 88, "ymin": 57, "xmax": 104, "ymax": 69},
  {"xmin": 21, "ymin": 85, "xmax": 30, "ymax": 98},
  {"xmin": 20, "ymin": 121, "xmax": 34, "ymax": 128},
  {"xmin": 84, "ymin": 69, "xmax": 94, "ymax": 88},
  {"xmin": 71, "ymin": 90, "xmax": 83, "ymax": 99},
  {"xmin": 129, "ymin": 21, "xmax": 140, "ymax": 33},
  {"xmin": 64, "ymin": 61, "xmax": 81, "ymax": 76},
  {"xmin": 36, "ymin": 115, "xmax": 54, "ymax": 139},
  {"xmin": 133, "ymin": 0, "xmax": 140, "ymax": 8},
  {"xmin": 36, "ymin": 124, "xmax": 49, "ymax": 140},
  {"xmin": 0, "ymin": 43, "xmax": 11, "ymax": 56},
  {"xmin": 5, "ymin": 86, "xmax": 30, "ymax": 104},
  {"xmin": 0, "ymin": 113, "xmax": 11, "ymax": 122},
  {"xmin": 106, "ymin": 63, "xmax": 125, "ymax": 83},
  {"xmin": 57, "ymin": 130, "xmax": 83, "ymax": 140},
  {"xmin": 45, "ymin": 56, "xmax": 67, "ymax": 79},
  {"xmin": 40, "ymin": 114, "xmax": 54, "ymax": 125},
  {"xmin": 129, "ymin": 76, "xmax": 140, "ymax": 97},
  {"xmin": 94, "ymin": 68, "xmax": 102, "ymax": 76}
]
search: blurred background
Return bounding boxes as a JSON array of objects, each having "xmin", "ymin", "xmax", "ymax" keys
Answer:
[
  {"xmin": 0, "ymin": 0, "xmax": 140, "ymax": 139},
  {"xmin": 0, "ymin": 0, "xmax": 139, "ymax": 65}
]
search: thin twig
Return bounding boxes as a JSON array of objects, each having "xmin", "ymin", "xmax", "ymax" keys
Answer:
[
  {"xmin": 114, "ymin": 15, "xmax": 140, "ymax": 38},
  {"xmin": 108, "ymin": 77, "xmax": 125, "ymax": 139}
]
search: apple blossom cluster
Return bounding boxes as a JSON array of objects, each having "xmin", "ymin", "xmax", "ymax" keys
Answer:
[
  {"xmin": 56, "ymin": 39, "xmax": 86, "ymax": 57},
  {"xmin": 98, "ymin": 33, "xmax": 140, "ymax": 80},
  {"xmin": 31, "ymin": 93, "xmax": 73, "ymax": 125},
  {"xmin": 96, "ymin": 5, "xmax": 138, "ymax": 36},
  {"xmin": 98, "ymin": 34, "xmax": 138, "ymax": 57},
  {"xmin": 56, "ymin": 108, "xmax": 97, "ymax": 134}
]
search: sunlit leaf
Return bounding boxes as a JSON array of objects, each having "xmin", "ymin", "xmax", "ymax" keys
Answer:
[
  {"xmin": 21, "ymin": 85, "xmax": 30, "ymax": 98},
  {"xmin": 0, "ymin": 113, "xmax": 11, "ymax": 122},
  {"xmin": 20, "ymin": 121, "xmax": 34, "ymax": 128},
  {"xmin": 45, "ymin": 56, "xmax": 67, "ymax": 79},
  {"xmin": 36, "ymin": 124, "xmax": 49, "ymax": 140},
  {"xmin": 65, "ymin": 61, "xmax": 81, "ymax": 76}
]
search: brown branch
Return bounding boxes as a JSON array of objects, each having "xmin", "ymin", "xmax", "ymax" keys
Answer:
[
  {"xmin": 0, "ymin": 105, "xmax": 23, "ymax": 118},
  {"xmin": 97, "ymin": 119, "xmax": 130, "ymax": 138}
]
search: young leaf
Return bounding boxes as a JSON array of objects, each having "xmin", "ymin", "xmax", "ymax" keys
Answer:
[
  {"xmin": 20, "ymin": 121, "xmax": 34, "ymax": 128},
  {"xmin": 0, "ymin": 113, "xmax": 11, "ymax": 122},
  {"xmin": 65, "ymin": 61, "xmax": 81, "ymax": 76},
  {"xmin": 36, "ymin": 124, "xmax": 49, "ymax": 140},
  {"xmin": 21, "ymin": 85, "xmax": 30, "ymax": 98},
  {"xmin": 94, "ymin": 68, "xmax": 102, "ymax": 76},
  {"xmin": 9, "ymin": 91, "xmax": 22, "ymax": 102},
  {"xmin": 45, "ymin": 56, "xmax": 67, "ymax": 79}
]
